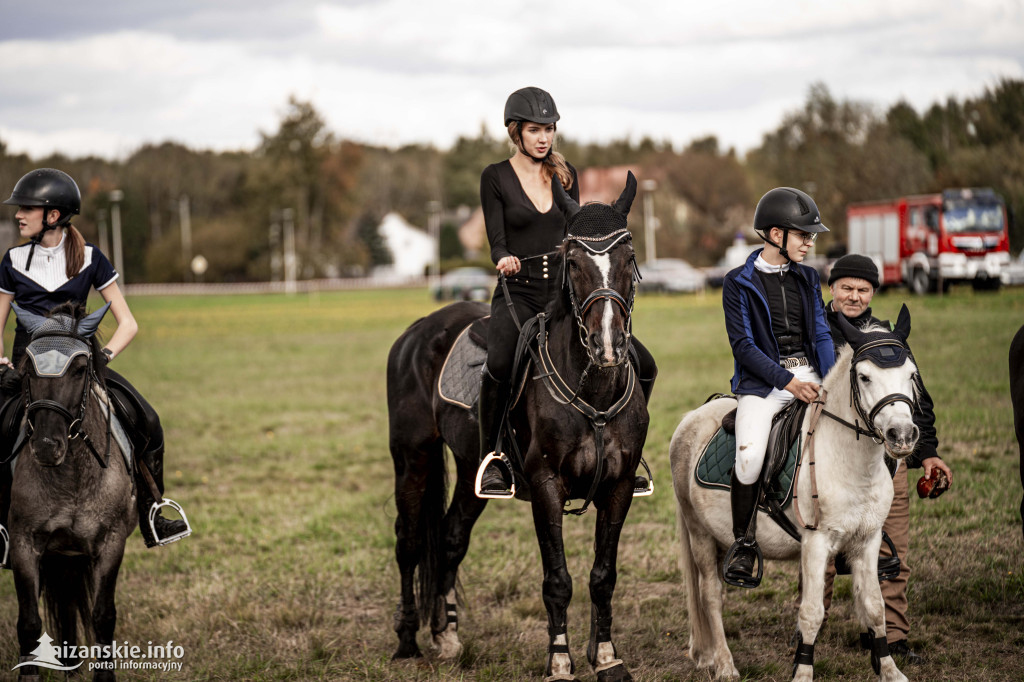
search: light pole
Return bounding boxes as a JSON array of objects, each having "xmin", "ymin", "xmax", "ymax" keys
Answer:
[
  {"xmin": 96, "ymin": 208, "xmax": 110, "ymax": 257},
  {"xmin": 427, "ymin": 200, "xmax": 441, "ymax": 289},
  {"xmin": 108, "ymin": 190, "xmax": 125, "ymax": 284},
  {"xmin": 179, "ymin": 194, "xmax": 192, "ymax": 283},
  {"xmin": 282, "ymin": 207, "xmax": 297, "ymax": 295},
  {"xmin": 641, "ymin": 179, "xmax": 658, "ymax": 265}
]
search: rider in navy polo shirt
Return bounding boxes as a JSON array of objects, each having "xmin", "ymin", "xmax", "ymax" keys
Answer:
[{"xmin": 0, "ymin": 169, "xmax": 191, "ymax": 561}]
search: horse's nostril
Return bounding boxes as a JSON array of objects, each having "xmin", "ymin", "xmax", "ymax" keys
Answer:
[{"xmin": 886, "ymin": 428, "xmax": 899, "ymax": 443}]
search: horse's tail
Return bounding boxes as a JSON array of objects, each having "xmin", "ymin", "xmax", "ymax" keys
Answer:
[
  {"xmin": 40, "ymin": 553, "xmax": 95, "ymax": 646},
  {"xmin": 676, "ymin": 490, "xmax": 715, "ymax": 659},
  {"xmin": 415, "ymin": 443, "xmax": 449, "ymax": 624}
]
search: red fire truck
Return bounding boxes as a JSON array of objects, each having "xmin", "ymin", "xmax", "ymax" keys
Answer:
[{"xmin": 846, "ymin": 188, "xmax": 1010, "ymax": 294}]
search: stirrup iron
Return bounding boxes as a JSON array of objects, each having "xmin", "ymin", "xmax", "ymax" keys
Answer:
[
  {"xmin": 632, "ymin": 457, "xmax": 654, "ymax": 497},
  {"xmin": 723, "ymin": 538, "xmax": 764, "ymax": 589},
  {"xmin": 149, "ymin": 498, "xmax": 193, "ymax": 546},
  {"xmin": 474, "ymin": 452, "xmax": 515, "ymax": 499},
  {"xmin": 0, "ymin": 523, "xmax": 8, "ymax": 568}
]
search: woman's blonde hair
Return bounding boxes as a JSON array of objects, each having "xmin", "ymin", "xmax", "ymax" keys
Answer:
[{"xmin": 507, "ymin": 121, "xmax": 574, "ymax": 191}]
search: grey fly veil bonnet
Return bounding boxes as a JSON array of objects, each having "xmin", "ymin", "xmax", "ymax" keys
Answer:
[
  {"xmin": 14, "ymin": 303, "xmax": 110, "ymax": 377},
  {"xmin": 553, "ymin": 171, "xmax": 638, "ymax": 254}
]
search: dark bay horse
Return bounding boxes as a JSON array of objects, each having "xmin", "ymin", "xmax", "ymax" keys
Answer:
[
  {"xmin": 8, "ymin": 302, "xmax": 136, "ymax": 681},
  {"xmin": 388, "ymin": 173, "xmax": 648, "ymax": 681}
]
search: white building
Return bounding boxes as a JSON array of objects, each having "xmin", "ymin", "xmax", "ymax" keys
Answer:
[{"xmin": 374, "ymin": 212, "xmax": 436, "ymax": 279}]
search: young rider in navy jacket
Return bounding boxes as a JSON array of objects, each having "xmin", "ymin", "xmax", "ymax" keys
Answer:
[{"xmin": 721, "ymin": 187, "xmax": 836, "ymax": 588}]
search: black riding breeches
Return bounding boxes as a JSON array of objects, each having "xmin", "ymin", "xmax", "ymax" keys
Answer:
[{"xmin": 486, "ymin": 277, "xmax": 558, "ymax": 382}]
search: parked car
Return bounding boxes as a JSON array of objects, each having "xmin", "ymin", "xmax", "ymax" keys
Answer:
[
  {"xmin": 637, "ymin": 258, "xmax": 706, "ymax": 293},
  {"xmin": 432, "ymin": 267, "xmax": 494, "ymax": 301}
]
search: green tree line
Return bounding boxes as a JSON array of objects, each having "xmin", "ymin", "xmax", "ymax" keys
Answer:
[{"xmin": 1, "ymin": 81, "xmax": 1021, "ymax": 283}]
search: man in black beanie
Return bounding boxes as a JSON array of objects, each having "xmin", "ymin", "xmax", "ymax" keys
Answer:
[{"xmin": 820, "ymin": 253, "xmax": 953, "ymax": 664}]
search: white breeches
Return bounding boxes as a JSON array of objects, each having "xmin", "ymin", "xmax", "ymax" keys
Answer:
[{"xmin": 734, "ymin": 366, "xmax": 821, "ymax": 485}]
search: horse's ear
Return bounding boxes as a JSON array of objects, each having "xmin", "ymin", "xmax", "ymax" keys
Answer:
[
  {"xmin": 836, "ymin": 309, "xmax": 871, "ymax": 351},
  {"xmin": 892, "ymin": 303, "xmax": 911, "ymax": 342},
  {"xmin": 77, "ymin": 302, "xmax": 111, "ymax": 338},
  {"xmin": 612, "ymin": 171, "xmax": 638, "ymax": 217},
  {"xmin": 11, "ymin": 304, "xmax": 47, "ymax": 335},
  {"xmin": 552, "ymin": 174, "xmax": 580, "ymax": 221}
]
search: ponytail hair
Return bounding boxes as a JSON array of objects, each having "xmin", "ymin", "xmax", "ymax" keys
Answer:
[
  {"xmin": 64, "ymin": 225, "xmax": 86, "ymax": 279},
  {"xmin": 507, "ymin": 122, "xmax": 574, "ymax": 191}
]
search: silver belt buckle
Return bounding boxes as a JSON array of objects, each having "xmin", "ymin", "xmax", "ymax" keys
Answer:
[{"xmin": 781, "ymin": 357, "xmax": 804, "ymax": 369}]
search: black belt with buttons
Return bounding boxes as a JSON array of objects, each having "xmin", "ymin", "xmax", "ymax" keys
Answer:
[
  {"xmin": 780, "ymin": 356, "xmax": 810, "ymax": 369},
  {"xmin": 509, "ymin": 252, "xmax": 558, "ymax": 283}
]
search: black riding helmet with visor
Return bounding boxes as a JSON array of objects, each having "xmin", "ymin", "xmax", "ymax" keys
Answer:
[
  {"xmin": 752, "ymin": 187, "xmax": 828, "ymax": 263},
  {"xmin": 4, "ymin": 168, "xmax": 82, "ymax": 271},
  {"xmin": 504, "ymin": 87, "xmax": 560, "ymax": 162}
]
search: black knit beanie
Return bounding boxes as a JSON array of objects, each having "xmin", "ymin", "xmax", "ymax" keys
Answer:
[{"xmin": 828, "ymin": 254, "xmax": 879, "ymax": 288}]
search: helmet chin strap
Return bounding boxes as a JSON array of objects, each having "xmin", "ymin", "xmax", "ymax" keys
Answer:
[
  {"xmin": 25, "ymin": 212, "xmax": 70, "ymax": 272},
  {"xmin": 757, "ymin": 227, "xmax": 792, "ymax": 264}
]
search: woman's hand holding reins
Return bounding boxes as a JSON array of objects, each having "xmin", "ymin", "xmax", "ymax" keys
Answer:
[
  {"xmin": 497, "ymin": 256, "xmax": 521, "ymax": 276},
  {"xmin": 785, "ymin": 377, "xmax": 821, "ymax": 403}
]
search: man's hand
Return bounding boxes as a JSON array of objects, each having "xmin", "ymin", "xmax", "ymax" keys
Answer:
[
  {"xmin": 784, "ymin": 377, "xmax": 821, "ymax": 403},
  {"xmin": 921, "ymin": 456, "xmax": 953, "ymax": 487}
]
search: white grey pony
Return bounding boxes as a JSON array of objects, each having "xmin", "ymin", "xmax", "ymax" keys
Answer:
[{"xmin": 670, "ymin": 307, "xmax": 919, "ymax": 681}]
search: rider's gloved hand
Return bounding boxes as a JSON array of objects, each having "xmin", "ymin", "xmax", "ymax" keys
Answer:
[{"xmin": 0, "ymin": 365, "xmax": 21, "ymax": 393}]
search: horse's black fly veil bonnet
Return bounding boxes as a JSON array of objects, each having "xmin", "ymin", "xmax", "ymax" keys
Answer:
[{"xmin": 553, "ymin": 171, "xmax": 641, "ymax": 339}]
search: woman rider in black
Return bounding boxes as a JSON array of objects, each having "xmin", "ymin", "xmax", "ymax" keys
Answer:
[{"xmin": 475, "ymin": 87, "xmax": 657, "ymax": 498}]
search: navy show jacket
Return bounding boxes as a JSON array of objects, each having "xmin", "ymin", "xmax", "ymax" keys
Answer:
[{"xmin": 723, "ymin": 249, "xmax": 836, "ymax": 397}]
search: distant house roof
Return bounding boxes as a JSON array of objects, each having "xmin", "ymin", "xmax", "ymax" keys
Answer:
[{"xmin": 578, "ymin": 165, "xmax": 641, "ymax": 205}]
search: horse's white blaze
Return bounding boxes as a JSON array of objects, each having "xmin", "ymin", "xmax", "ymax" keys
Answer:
[{"xmin": 587, "ymin": 252, "xmax": 616, "ymax": 364}]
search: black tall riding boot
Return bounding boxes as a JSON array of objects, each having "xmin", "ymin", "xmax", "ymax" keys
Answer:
[
  {"xmin": 136, "ymin": 443, "xmax": 191, "ymax": 547},
  {"xmin": 724, "ymin": 471, "xmax": 762, "ymax": 588},
  {"xmin": 475, "ymin": 366, "xmax": 513, "ymax": 499}
]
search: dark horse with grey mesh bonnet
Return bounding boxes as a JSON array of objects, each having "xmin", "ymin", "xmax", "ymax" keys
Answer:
[
  {"xmin": 388, "ymin": 172, "xmax": 648, "ymax": 681},
  {"xmin": 7, "ymin": 302, "xmax": 136, "ymax": 681}
]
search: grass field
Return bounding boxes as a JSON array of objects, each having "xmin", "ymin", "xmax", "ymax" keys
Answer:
[{"xmin": 1, "ymin": 284, "xmax": 1022, "ymax": 681}]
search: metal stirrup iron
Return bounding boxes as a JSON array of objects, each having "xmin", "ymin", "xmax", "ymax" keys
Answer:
[
  {"xmin": 0, "ymin": 523, "xmax": 8, "ymax": 568},
  {"xmin": 138, "ymin": 458, "xmax": 193, "ymax": 546},
  {"xmin": 474, "ymin": 451, "xmax": 516, "ymax": 499}
]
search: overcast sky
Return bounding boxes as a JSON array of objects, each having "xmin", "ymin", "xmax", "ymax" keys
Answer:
[{"xmin": 1, "ymin": 0, "xmax": 1021, "ymax": 160}]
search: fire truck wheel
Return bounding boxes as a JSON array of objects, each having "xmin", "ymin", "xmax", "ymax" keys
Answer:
[{"xmin": 910, "ymin": 268, "xmax": 931, "ymax": 295}]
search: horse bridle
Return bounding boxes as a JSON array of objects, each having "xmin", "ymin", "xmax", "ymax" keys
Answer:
[
  {"xmin": 563, "ymin": 243, "xmax": 639, "ymax": 355},
  {"xmin": 843, "ymin": 338, "xmax": 919, "ymax": 441},
  {"xmin": 22, "ymin": 330, "xmax": 112, "ymax": 468}
]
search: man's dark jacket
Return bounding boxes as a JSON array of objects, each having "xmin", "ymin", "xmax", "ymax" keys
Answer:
[{"xmin": 825, "ymin": 302, "xmax": 939, "ymax": 468}]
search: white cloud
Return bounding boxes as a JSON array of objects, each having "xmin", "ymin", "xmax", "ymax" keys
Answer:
[{"xmin": 0, "ymin": 0, "xmax": 1020, "ymax": 159}]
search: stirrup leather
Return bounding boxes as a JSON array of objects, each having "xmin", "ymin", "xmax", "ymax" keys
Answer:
[
  {"xmin": 149, "ymin": 498, "xmax": 193, "ymax": 546},
  {"xmin": 474, "ymin": 452, "xmax": 515, "ymax": 499},
  {"xmin": 0, "ymin": 523, "xmax": 8, "ymax": 568},
  {"xmin": 632, "ymin": 457, "xmax": 654, "ymax": 497}
]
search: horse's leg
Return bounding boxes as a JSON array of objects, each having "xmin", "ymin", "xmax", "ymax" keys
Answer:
[
  {"xmin": 430, "ymin": 454, "xmax": 488, "ymax": 660},
  {"xmin": 850, "ymin": 535, "xmax": 908, "ymax": 682},
  {"xmin": 12, "ymin": 542, "xmax": 43, "ymax": 680},
  {"xmin": 586, "ymin": 480, "xmax": 633, "ymax": 682},
  {"xmin": 530, "ymin": 475, "xmax": 576, "ymax": 682},
  {"xmin": 91, "ymin": 544, "xmax": 127, "ymax": 682},
  {"xmin": 678, "ymin": 504, "xmax": 739, "ymax": 680},
  {"xmin": 391, "ymin": 438, "xmax": 443, "ymax": 660},
  {"xmin": 793, "ymin": 533, "xmax": 831, "ymax": 682}
]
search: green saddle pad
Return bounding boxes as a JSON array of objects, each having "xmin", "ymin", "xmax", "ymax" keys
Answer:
[{"xmin": 694, "ymin": 427, "xmax": 801, "ymax": 508}]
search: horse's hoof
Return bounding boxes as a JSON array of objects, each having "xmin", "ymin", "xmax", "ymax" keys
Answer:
[
  {"xmin": 431, "ymin": 629, "xmax": 463, "ymax": 660},
  {"xmin": 596, "ymin": 662, "xmax": 633, "ymax": 681},
  {"xmin": 391, "ymin": 643, "xmax": 423, "ymax": 660}
]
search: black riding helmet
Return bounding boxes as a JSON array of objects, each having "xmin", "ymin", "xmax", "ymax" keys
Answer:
[
  {"xmin": 4, "ymin": 168, "xmax": 82, "ymax": 271},
  {"xmin": 753, "ymin": 187, "xmax": 829, "ymax": 262},
  {"xmin": 504, "ymin": 87, "xmax": 560, "ymax": 126}
]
